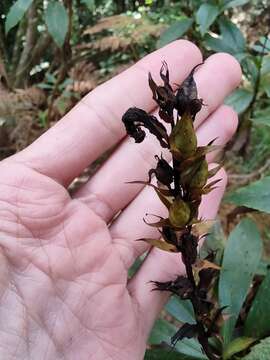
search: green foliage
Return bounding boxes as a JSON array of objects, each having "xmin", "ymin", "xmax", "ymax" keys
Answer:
[
  {"xmin": 149, "ymin": 319, "xmax": 207, "ymax": 359},
  {"xmin": 81, "ymin": 0, "xmax": 95, "ymax": 11},
  {"xmin": 252, "ymin": 107, "xmax": 270, "ymax": 126},
  {"xmin": 5, "ymin": 0, "xmax": 33, "ymax": 34},
  {"xmin": 226, "ymin": 176, "xmax": 270, "ymax": 213},
  {"xmin": 200, "ymin": 220, "xmax": 226, "ymax": 265},
  {"xmin": 204, "ymin": 17, "xmax": 246, "ymax": 57},
  {"xmin": 165, "ymin": 296, "xmax": 195, "ymax": 324},
  {"xmin": 225, "ymin": 89, "xmax": 253, "ymax": 114},
  {"xmin": 221, "ymin": 0, "xmax": 250, "ymax": 10},
  {"xmin": 157, "ymin": 18, "xmax": 193, "ymax": 48},
  {"xmin": 244, "ymin": 271, "xmax": 270, "ymax": 338},
  {"xmin": 45, "ymin": 2, "xmax": 69, "ymax": 47},
  {"xmin": 222, "ymin": 337, "xmax": 256, "ymax": 360},
  {"xmin": 242, "ymin": 337, "xmax": 270, "ymax": 360},
  {"xmin": 219, "ymin": 219, "xmax": 262, "ymax": 344},
  {"xmin": 196, "ymin": 4, "xmax": 219, "ymax": 36},
  {"xmin": 144, "ymin": 349, "xmax": 197, "ymax": 359}
]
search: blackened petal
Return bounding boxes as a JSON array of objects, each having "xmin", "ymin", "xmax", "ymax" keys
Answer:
[
  {"xmin": 149, "ymin": 68, "xmax": 176, "ymax": 120},
  {"xmin": 122, "ymin": 107, "xmax": 147, "ymax": 143},
  {"xmin": 122, "ymin": 107, "xmax": 169, "ymax": 147},
  {"xmin": 153, "ymin": 155, "xmax": 174, "ymax": 186},
  {"xmin": 162, "ymin": 226, "xmax": 178, "ymax": 245},
  {"xmin": 151, "ymin": 275, "xmax": 193, "ymax": 299},
  {"xmin": 147, "ymin": 114, "xmax": 169, "ymax": 148},
  {"xmin": 175, "ymin": 63, "xmax": 203, "ymax": 117},
  {"xmin": 160, "ymin": 61, "xmax": 173, "ymax": 91},
  {"xmin": 178, "ymin": 63, "xmax": 202, "ymax": 100},
  {"xmin": 171, "ymin": 323, "xmax": 198, "ymax": 345},
  {"xmin": 198, "ymin": 268, "xmax": 218, "ymax": 296},
  {"xmin": 148, "ymin": 72, "xmax": 158, "ymax": 99}
]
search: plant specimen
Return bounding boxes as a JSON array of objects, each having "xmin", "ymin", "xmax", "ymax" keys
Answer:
[{"xmin": 122, "ymin": 62, "xmax": 224, "ymax": 360}]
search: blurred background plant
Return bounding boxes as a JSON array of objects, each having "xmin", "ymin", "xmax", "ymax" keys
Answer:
[{"xmin": 1, "ymin": 1, "xmax": 270, "ymax": 359}]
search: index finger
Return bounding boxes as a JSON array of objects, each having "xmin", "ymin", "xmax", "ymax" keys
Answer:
[{"xmin": 11, "ymin": 40, "xmax": 202, "ymax": 186}]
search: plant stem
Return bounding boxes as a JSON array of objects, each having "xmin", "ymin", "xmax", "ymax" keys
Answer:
[{"xmin": 171, "ymin": 159, "xmax": 220, "ymax": 359}]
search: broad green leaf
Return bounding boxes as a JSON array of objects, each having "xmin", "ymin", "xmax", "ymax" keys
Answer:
[
  {"xmin": 223, "ymin": 337, "xmax": 256, "ymax": 360},
  {"xmin": 225, "ymin": 88, "xmax": 253, "ymax": 114},
  {"xmin": 45, "ymin": 2, "xmax": 68, "ymax": 47},
  {"xmin": 165, "ymin": 296, "xmax": 195, "ymax": 324},
  {"xmin": 219, "ymin": 219, "xmax": 262, "ymax": 344},
  {"xmin": 144, "ymin": 349, "xmax": 197, "ymax": 360},
  {"xmin": 157, "ymin": 18, "xmax": 193, "ymax": 48},
  {"xmin": 245, "ymin": 271, "xmax": 270, "ymax": 338},
  {"xmin": 222, "ymin": 0, "xmax": 250, "ymax": 10},
  {"xmin": 242, "ymin": 57, "xmax": 259, "ymax": 86},
  {"xmin": 196, "ymin": 4, "xmax": 220, "ymax": 36},
  {"xmin": 5, "ymin": 0, "xmax": 33, "ymax": 34},
  {"xmin": 252, "ymin": 107, "xmax": 270, "ymax": 127},
  {"xmin": 242, "ymin": 337, "xmax": 270, "ymax": 359},
  {"xmin": 261, "ymin": 56, "xmax": 270, "ymax": 75},
  {"xmin": 149, "ymin": 319, "xmax": 207, "ymax": 359},
  {"xmin": 81, "ymin": 0, "xmax": 95, "ymax": 11},
  {"xmin": 226, "ymin": 176, "xmax": 270, "ymax": 213},
  {"xmin": 260, "ymin": 76, "xmax": 270, "ymax": 97},
  {"xmin": 204, "ymin": 17, "xmax": 245, "ymax": 55}
]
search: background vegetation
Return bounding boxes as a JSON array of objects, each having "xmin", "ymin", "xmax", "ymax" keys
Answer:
[{"xmin": 1, "ymin": 0, "xmax": 270, "ymax": 359}]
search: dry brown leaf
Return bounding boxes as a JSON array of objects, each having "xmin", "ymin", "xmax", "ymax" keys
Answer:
[{"xmin": 137, "ymin": 238, "xmax": 178, "ymax": 252}]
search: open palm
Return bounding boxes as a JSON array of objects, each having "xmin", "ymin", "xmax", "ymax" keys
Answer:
[{"xmin": 0, "ymin": 41, "xmax": 241, "ymax": 360}]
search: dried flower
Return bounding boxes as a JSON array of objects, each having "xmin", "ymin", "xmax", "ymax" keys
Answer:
[
  {"xmin": 122, "ymin": 107, "xmax": 169, "ymax": 147},
  {"xmin": 122, "ymin": 62, "xmax": 222, "ymax": 360}
]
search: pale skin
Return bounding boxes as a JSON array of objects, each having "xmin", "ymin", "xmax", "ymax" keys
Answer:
[{"xmin": 0, "ymin": 41, "xmax": 241, "ymax": 360}]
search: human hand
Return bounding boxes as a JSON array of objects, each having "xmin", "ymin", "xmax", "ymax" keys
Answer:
[{"xmin": 0, "ymin": 41, "xmax": 241, "ymax": 360}]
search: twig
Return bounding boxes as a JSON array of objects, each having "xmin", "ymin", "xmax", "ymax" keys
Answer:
[
  {"xmin": 47, "ymin": 0, "xmax": 73, "ymax": 122},
  {"xmin": 229, "ymin": 158, "xmax": 270, "ymax": 185},
  {"xmin": 14, "ymin": 3, "xmax": 38, "ymax": 87},
  {"xmin": 232, "ymin": 30, "xmax": 270, "ymax": 154}
]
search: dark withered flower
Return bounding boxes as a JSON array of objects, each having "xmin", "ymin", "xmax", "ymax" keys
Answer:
[
  {"xmin": 148, "ymin": 154, "xmax": 174, "ymax": 186},
  {"xmin": 198, "ymin": 268, "xmax": 218, "ymax": 299},
  {"xmin": 160, "ymin": 226, "xmax": 178, "ymax": 246},
  {"xmin": 175, "ymin": 63, "xmax": 204, "ymax": 119},
  {"xmin": 171, "ymin": 323, "xmax": 198, "ymax": 346},
  {"xmin": 159, "ymin": 61, "xmax": 172, "ymax": 90},
  {"xmin": 122, "ymin": 107, "xmax": 169, "ymax": 148},
  {"xmin": 151, "ymin": 275, "xmax": 193, "ymax": 299},
  {"xmin": 148, "ymin": 62, "xmax": 176, "ymax": 123},
  {"xmin": 122, "ymin": 61, "xmax": 223, "ymax": 360}
]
